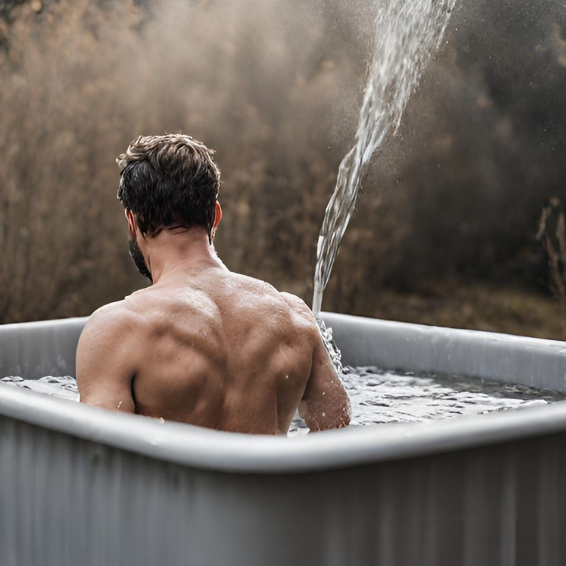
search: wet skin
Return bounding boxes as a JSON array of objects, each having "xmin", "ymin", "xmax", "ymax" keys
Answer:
[{"xmin": 76, "ymin": 215, "xmax": 351, "ymax": 434}]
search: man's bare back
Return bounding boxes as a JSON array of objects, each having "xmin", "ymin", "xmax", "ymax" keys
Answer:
[
  {"xmin": 77, "ymin": 265, "xmax": 350, "ymax": 434},
  {"xmin": 76, "ymin": 134, "xmax": 350, "ymax": 434}
]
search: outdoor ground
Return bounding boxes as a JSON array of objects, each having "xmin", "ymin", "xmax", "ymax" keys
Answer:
[{"xmin": 366, "ymin": 283, "xmax": 566, "ymax": 341}]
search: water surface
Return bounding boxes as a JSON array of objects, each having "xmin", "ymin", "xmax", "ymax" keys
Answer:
[{"xmin": 2, "ymin": 371, "xmax": 561, "ymax": 437}]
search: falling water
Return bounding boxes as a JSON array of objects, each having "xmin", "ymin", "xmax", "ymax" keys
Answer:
[{"xmin": 312, "ymin": 0, "xmax": 456, "ymax": 316}]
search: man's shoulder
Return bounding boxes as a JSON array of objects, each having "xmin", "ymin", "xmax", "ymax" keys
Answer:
[
  {"xmin": 280, "ymin": 292, "xmax": 311, "ymax": 314},
  {"xmin": 82, "ymin": 299, "xmax": 144, "ymax": 340},
  {"xmin": 229, "ymin": 274, "xmax": 311, "ymax": 314},
  {"xmin": 280, "ymin": 292, "xmax": 319, "ymax": 334}
]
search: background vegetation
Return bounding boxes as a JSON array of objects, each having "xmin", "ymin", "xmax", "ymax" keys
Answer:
[{"xmin": 2, "ymin": 0, "xmax": 566, "ymax": 339}]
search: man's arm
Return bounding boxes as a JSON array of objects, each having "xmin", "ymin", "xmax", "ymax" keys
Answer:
[
  {"xmin": 299, "ymin": 331, "xmax": 351, "ymax": 432},
  {"xmin": 282, "ymin": 293, "xmax": 351, "ymax": 431},
  {"xmin": 76, "ymin": 303, "xmax": 137, "ymax": 413}
]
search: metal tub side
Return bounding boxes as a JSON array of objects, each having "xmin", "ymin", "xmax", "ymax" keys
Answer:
[
  {"xmin": 324, "ymin": 312, "xmax": 566, "ymax": 392},
  {"xmin": 1, "ymin": 314, "xmax": 566, "ymax": 566}
]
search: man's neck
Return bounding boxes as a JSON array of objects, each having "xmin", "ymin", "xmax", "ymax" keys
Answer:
[{"xmin": 142, "ymin": 227, "xmax": 226, "ymax": 284}]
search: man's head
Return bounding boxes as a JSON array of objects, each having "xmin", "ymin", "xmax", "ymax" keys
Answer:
[{"xmin": 116, "ymin": 134, "xmax": 222, "ymax": 281}]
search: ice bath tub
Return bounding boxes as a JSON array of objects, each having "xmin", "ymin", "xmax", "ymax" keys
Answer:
[{"xmin": 2, "ymin": 313, "xmax": 566, "ymax": 566}]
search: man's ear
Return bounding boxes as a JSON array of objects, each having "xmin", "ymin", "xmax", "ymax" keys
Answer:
[
  {"xmin": 213, "ymin": 201, "xmax": 222, "ymax": 229},
  {"xmin": 125, "ymin": 209, "xmax": 136, "ymax": 239}
]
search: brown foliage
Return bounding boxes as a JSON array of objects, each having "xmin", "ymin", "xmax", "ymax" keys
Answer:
[
  {"xmin": 537, "ymin": 198, "xmax": 566, "ymax": 309},
  {"xmin": 3, "ymin": 0, "xmax": 566, "ymax": 326},
  {"xmin": 0, "ymin": 0, "xmax": 370, "ymax": 322}
]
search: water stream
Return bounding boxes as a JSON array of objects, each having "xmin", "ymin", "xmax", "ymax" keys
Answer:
[{"xmin": 312, "ymin": 0, "xmax": 456, "ymax": 315}]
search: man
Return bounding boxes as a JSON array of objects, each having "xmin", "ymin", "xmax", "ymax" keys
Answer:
[{"xmin": 76, "ymin": 134, "xmax": 350, "ymax": 434}]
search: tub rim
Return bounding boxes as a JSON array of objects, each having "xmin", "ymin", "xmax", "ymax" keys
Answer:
[
  {"xmin": 2, "ymin": 380, "xmax": 566, "ymax": 474},
  {"xmin": 3, "ymin": 312, "xmax": 566, "ymax": 474}
]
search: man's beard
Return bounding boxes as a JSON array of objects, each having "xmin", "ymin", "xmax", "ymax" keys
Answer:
[{"xmin": 128, "ymin": 238, "xmax": 153, "ymax": 283}]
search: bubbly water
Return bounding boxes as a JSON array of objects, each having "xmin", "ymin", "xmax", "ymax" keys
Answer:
[
  {"xmin": 0, "ymin": 375, "xmax": 79, "ymax": 401},
  {"xmin": 292, "ymin": 320, "xmax": 565, "ymax": 434},
  {"xmin": 312, "ymin": 0, "xmax": 456, "ymax": 315},
  {"xmin": 2, "ymin": 371, "xmax": 561, "ymax": 437},
  {"xmin": 1, "ymin": 327, "xmax": 558, "ymax": 435}
]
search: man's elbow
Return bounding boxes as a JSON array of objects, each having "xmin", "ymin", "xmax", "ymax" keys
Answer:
[
  {"xmin": 79, "ymin": 390, "xmax": 136, "ymax": 413},
  {"xmin": 299, "ymin": 397, "xmax": 351, "ymax": 432},
  {"xmin": 341, "ymin": 401, "xmax": 352, "ymax": 427},
  {"xmin": 330, "ymin": 390, "xmax": 351, "ymax": 429},
  {"xmin": 322, "ymin": 406, "xmax": 351, "ymax": 431},
  {"xmin": 335, "ymin": 397, "xmax": 351, "ymax": 428}
]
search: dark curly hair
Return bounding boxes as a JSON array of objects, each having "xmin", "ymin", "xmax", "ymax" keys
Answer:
[{"xmin": 117, "ymin": 134, "xmax": 221, "ymax": 238}]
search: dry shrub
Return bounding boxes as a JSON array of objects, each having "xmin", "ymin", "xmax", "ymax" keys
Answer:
[
  {"xmin": 0, "ymin": 1, "xmax": 138, "ymax": 322},
  {"xmin": 537, "ymin": 198, "xmax": 566, "ymax": 308},
  {"xmin": 0, "ymin": 0, "xmax": 371, "ymax": 323},
  {"xmin": 4, "ymin": 0, "xmax": 565, "ymax": 325}
]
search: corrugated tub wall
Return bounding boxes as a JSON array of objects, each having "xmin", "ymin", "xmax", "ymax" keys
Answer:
[{"xmin": 2, "ymin": 313, "xmax": 566, "ymax": 566}]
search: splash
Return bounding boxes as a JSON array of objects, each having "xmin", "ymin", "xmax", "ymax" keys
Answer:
[
  {"xmin": 316, "ymin": 318, "xmax": 344, "ymax": 375},
  {"xmin": 312, "ymin": 0, "xmax": 456, "ymax": 315}
]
